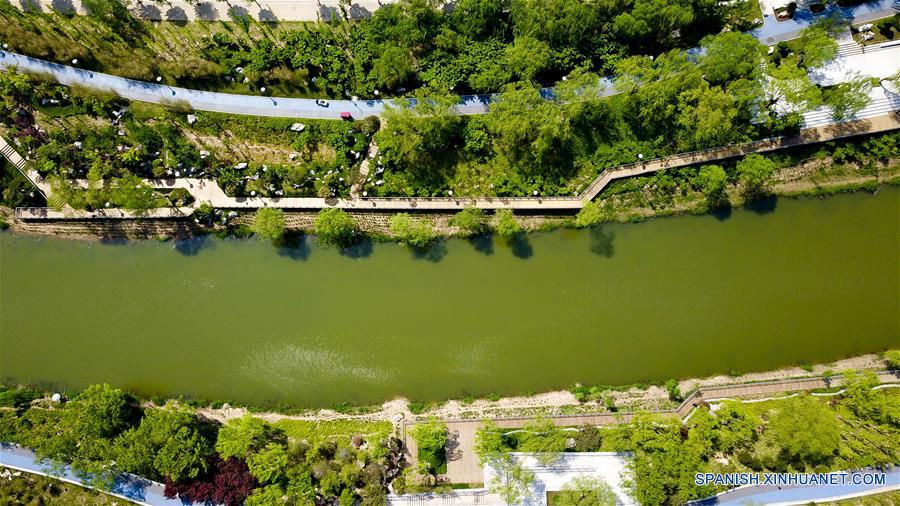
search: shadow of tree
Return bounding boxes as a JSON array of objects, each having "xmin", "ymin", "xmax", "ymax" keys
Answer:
[
  {"xmin": 318, "ymin": 4, "xmax": 340, "ymax": 20},
  {"xmin": 258, "ymin": 7, "xmax": 277, "ymax": 22},
  {"xmin": 509, "ymin": 234, "xmax": 533, "ymax": 259},
  {"xmin": 588, "ymin": 225, "xmax": 615, "ymax": 258},
  {"xmin": 20, "ymin": 0, "xmax": 43, "ymax": 13},
  {"xmin": 173, "ymin": 235, "xmax": 214, "ymax": 256},
  {"xmin": 347, "ymin": 3, "xmax": 372, "ymax": 19},
  {"xmin": 166, "ymin": 6, "xmax": 189, "ymax": 24},
  {"xmin": 339, "ymin": 238, "xmax": 374, "ymax": 259},
  {"xmin": 468, "ymin": 233, "xmax": 493, "ymax": 255},
  {"xmin": 194, "ymin": 2, "xmax": 218, "ymax": 21},
  {"xmin": 276, "ymin": 232, "xmax": 310, "ymax": 261},
  {"xmin": 50, "ymin": 0, "xmax": 75, "ymax": 14},
  {"xmin": 411, "ymin": 239, "xmax": 448, "ymax": 262},
  {"xmin": 746, "ymin": 195, "xmax": 778, "ymax": 215},
  {"xmin": 134, "ymin": 2, "xmax": 161, "ymax": 19}
]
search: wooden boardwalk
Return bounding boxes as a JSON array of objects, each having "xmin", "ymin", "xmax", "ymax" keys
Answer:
[
  {"xmin": 5, "ymin": 113, "xmax": 900, "ymax": 219},
  {"xmin": 406, "ymin": 371, "xmax": 900, "ymax": 484}
]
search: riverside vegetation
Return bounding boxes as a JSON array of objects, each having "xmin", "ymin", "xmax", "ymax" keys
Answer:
[
  {"xmin": 3, "ymin": 367, "xmax": 896, "ymax": 505},
  {"xmin": 3, "ymin": 10, "xmax": 893, "ymax": 202},
  {"xmin": 474, "ymin": 371, "xmax": 900, "ymax": 505},
  {"xmin": 0, "ymin": 384, "xmax": 404, "ymax": 505}
]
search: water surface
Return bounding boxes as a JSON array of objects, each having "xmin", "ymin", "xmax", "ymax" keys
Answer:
[{"xmin": 1, "ymin": 189, "xmax": 898, "ymax": 406}]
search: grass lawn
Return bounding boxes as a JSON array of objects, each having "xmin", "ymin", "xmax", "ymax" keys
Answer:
[
  {"xmin": 273, "ymin": 419, "xmax": 394, "ymax": 446},
  {"xmin": 0, "ymin": 469, "xmax": 128, "ymax": 506}
]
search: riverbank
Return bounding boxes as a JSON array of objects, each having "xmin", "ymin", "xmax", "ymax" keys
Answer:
[
  {"xmin": 182, "ymin": 352, "xmax": 897, "ymax": 425},
  {"xmin": 5, "ymin": 154, "xmax": 899, "ymax": 243}
]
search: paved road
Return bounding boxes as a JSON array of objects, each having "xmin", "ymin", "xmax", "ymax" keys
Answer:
[
  {"xmin": 0, "ymin": 443, "xmax": 181, "ymax": 506},
  {"xmin": 3, "ymin": 1, "xmax": 896, "ymax": 119}
]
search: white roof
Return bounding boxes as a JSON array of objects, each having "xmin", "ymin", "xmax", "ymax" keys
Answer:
[
  {"xmin": 483, "ymin": 452, "xmax": 637, "ymax": 506},
  {"xmin": 809, "ymin": 43, "xmax": 900, "ymax": 87}
]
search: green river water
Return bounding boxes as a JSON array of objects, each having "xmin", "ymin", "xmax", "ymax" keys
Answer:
[{"xmin": 1, "ymin": 189, "xmax": 898, "ymax": 407}]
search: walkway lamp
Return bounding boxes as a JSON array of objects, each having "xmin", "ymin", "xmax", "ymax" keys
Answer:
[
  {"xmin": 260, "ymin": 86, "xmax": 267, "ymax": 93},
  {"xmin": 71, "ymin": 58, "xmax": 78, "ymax": 65},
  {"xmin": 156, "ymin": 76, "xmax": 162, "ymax": 82}
]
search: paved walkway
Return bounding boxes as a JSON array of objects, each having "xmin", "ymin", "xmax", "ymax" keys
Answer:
[
  {"xmin": 419, "ymin": 371, "xmax": 900, "ymax": 485},
  {"xmin": 0, "ymin": 443, "xmax": 181, "ymax": 505},
  {"xmin": 6, "ymin": 111, "xmax": 900, "ymax": 219}
]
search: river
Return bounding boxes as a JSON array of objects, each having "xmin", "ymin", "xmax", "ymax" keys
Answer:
[{"xmin": 1, "ymin": 189, "xmax": 898, "ymax": 407}]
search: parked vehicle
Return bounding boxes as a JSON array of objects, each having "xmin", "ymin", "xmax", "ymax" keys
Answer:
[
  {"xmin": 316, "ymin": 99, "xmax": 329, "ymax": 107},
  {"xmin": 340, "ymin": 112, "xmax": 353, "ymax": 120}
]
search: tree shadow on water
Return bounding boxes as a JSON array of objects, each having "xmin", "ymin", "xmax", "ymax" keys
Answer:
[
  {"xmin": 710, "ymin": 204, "xmax": 733, "ymax": 221},
  {"xmin": 588, "ymin": 225, "xmax": 615, "ymax": 258},
  {"xmin": 276, "ymin": 232, "xmax": 310, "ymax": 261},
  {"xmin": 509, "ymin": 234, "xmax": 533, "ymax": 259},
  {"xmin": 411, "ymin": 240, "xmax": 448, "ymax": 263},
  {"xmin": 173, "ymin": 236, "xmax": 213, "ymax": 256},
  {"xmin": 468, "ymin": 233, "xmax": 494, "ymax": 256},
  {"xmin": 746, "ymin": 195, "xmax": 778, "ymax": 215},
  {"xmin": 339, "ymin": 238, "xmax": 374, "ymax": 259}
]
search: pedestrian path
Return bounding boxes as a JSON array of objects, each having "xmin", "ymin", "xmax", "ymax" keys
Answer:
[
  {"xmin": 422, "ymin": 371, "xmax": 899, "ymax": 485},
  {"xmin": 5, "ymin": 112, "xmax": 900, "ymax": 219}
]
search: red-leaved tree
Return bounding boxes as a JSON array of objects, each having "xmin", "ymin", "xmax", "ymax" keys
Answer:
[{"xmin": 164, "ymin": 455, "xmax": 257, "ymax": 505}]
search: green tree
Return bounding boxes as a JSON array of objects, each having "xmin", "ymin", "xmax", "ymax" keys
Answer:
[
  {"xmin": 554, "ymin": 475, "xmax": 616, "ymax": 506},
  {"xmin": 736, "ymin": 154, "xmax": 775, "ymax": 197},
  {"xmin": 389, "ymin": 213, "xmax": 436, "ymax": 249},
  {"xmin": 314, "ymin": 208, "xmax": 359, "ymax": 247},
  {"xmin": 793, "ymin": 21, "xmax": 839, "ymax": 70},
  {"xmin": 370, "ymin": 46, "xmax": 415, "ymax": 89},
  {"xmin": 115, "ymin": 406, "xmax": 212, "ymax": 482},
  {"xmin": 696, "ymin": 164, "xmax": 728, "ymax": 204},
  {"xmin": 770, "ymin": 395, "xmax": 840, "ymax": 466},
  {"xmin": 247, "ymin": 442, "xmax": 289, "ymax": 484},
  {"xmin": 575, "ymin": 201, "xmax": 603, "ymax": 228},
  {"xmin": 411, "ymin": 419, "xmax": 447, "ymax": 475},
  {"xmin": 505, "ymin": 36, "xmax": 552, "ymax": 82},
  {"xmin": 518, "ymin": 417, "xmax": 567, "ymax": 464},
  {"xmin": 699, "ymin": 32, "xmax": 765, "ymax": 85},
  {"xmin": 252, "ymin": 208, "xmax": 286, "ymax": 242},
  {"xmin": 492, "ymin": 209, "xmax": 522, "ymax": 239},
  {"xmin": 488, "ymin": 455, "xmax": 535, "ymax": 505},
  {"xmin": 450, "ymin": 207, "xmax": 487, "ymax": 235},
  {"xmin": 714, "ymin": 400, "xmax": 759, "ymax": 453},
  {"xmin": 664, "ymin": 379, "xmax": 681, "ymax": 402},
  {"xmin": 822, "ymin": 74, "xmax": 872, "ymax": 120},
  {"xmin": 474, "ymin": 420, "xmax": 505, "ymax": 465},
  {"xmin": 614, "ymin": 0, "xmax": 694, "ymax": 46},
  {"xmin": 625, "ymin": 414, "xmax": 710, "ymax": 505}
]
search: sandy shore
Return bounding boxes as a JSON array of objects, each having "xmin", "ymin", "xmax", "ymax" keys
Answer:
[{"xmin": 196, "ymin": 353, "xmax": 890, "ymax": 427}]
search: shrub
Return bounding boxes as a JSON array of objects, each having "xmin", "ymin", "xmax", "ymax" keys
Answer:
[
  {"xmin": 492, "ymin": 209, "xmax": 522, "ymax": 239},
  {"xmin": 665, "ymin": 379, "xmax": 681, "ymax": 402},
  {"xmin": 449, "ymin": 207, "xmax": 487, "ymax": 235},
  {"xmin": 884, "ymin": 349, "xmax": 900, "ymax": 369},
  {"xmin": 575, "ymin": 201, "xmax": 603, "ymax": 228},
  {"xmin": 388, "ymin": 213, "xmax": 436, "ymax": 248},
  {"xmin": 314, "ymin": 208, "xmax": 359, "ymax": 247},
  {"xmin": 251, "ymin": 208, "xmax": 285, "ymax": 242}
]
